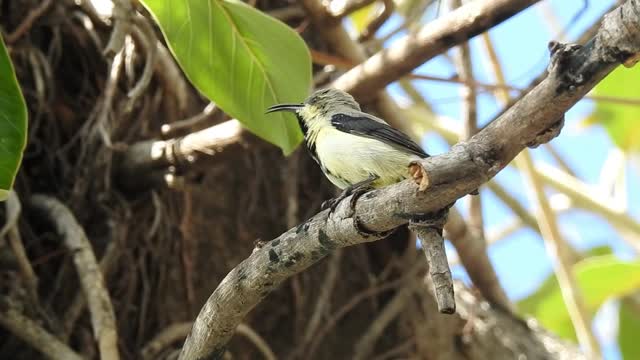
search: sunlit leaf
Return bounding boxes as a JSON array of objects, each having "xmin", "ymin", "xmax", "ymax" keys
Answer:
[
  {"xmin": 587, "ymin": 66, "xmax": 640, "ymax": 152},
  {"xmin": 0, "ymin": 34, "xmax": 27, "ymax": 201},
  {"xmin": 518, "ymin": 255, "xmax": 640, "ymax": 340},
  {"xmin": 619, "ymin": 300, "xmax": 640, "ymax": 360},
  {"xmin": 140, "ymin": 0, "xmax": 311, "ymax": 154},
  {"xmin": 350, "ymin": 3, "xmax": 379, "ymax": 32}
]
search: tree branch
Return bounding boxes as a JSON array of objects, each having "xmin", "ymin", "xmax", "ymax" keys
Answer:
[
  {"xmin": 30, "ymin": 195, "xmax": 120, "ymax": 360},
  {"xmin": 332, "ymin": 0, "xmax": 540, "ymax": 101},
  {"xmin": 0, "ymin": 297, "xmax": 84, "ymax": 360},
  {"xmin": 178, "ymin": 2, "xmax": 640, "ymax": 358}
]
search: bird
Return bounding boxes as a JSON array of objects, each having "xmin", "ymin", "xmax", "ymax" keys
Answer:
[{"xmin": 267, "ymin": 88, "xmax": 428, "ymax": 213}]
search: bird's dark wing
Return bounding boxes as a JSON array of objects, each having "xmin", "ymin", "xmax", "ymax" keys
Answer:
[{"xmin": 331, "ymin": 113, "xmax": 428, "ymax": 158}]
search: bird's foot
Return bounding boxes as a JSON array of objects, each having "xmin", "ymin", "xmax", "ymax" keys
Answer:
[
  {"xmin": 321, "ymin": 190, "xmax": 350, "ymax": 214},
  {"xmin": 321, "ymin": 175, "xmax": 379, "ymax": 214}
]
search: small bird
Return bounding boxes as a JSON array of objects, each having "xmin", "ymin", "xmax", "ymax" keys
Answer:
[{"xmin": 267, "ymin": 88, "xmax": 428, "ymax": 211}]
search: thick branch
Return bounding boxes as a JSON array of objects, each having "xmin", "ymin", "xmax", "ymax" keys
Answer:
[
  {"xmin": 179, "ymin": 2, "xmax": 640, "ymax": 358},
  {"xmin": 332, "ymin": 0, "xmax": 540, "ymax": 101},
  {"xmin": 117, "ymin": 120, "xmax": 246, "ymax": 189}
]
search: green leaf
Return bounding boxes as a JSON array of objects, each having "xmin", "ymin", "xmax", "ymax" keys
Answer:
[
  {"xmin": 0, "ymin": 35, "xmax": 27, "ymax": 201},
  {"xmin": 140, "ymin": 0, "xmax": 311, "ymax": 154},
  {"xmin": 588, "ymin": 66, "xmax": 640, "ymax": 152},
  {"xmin": 517, "ymin": 255, "xmax": 640, "ymax": 340},
  {"xmin": 350, "ymin": 4, "xmax": 378, "ymax": 32},
  {"xmin": 619, "ymin": 300, "xmax": 640, "ymax": 360}
]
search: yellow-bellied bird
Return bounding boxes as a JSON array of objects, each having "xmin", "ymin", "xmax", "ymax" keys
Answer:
[{"xmin": 267, "ymin": 88, "xmax": 428, "ymax": 212}]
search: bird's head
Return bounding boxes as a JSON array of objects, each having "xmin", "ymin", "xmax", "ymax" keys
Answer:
[{"xmin": 266, "ymin": 88, "xmax": 360, "ymax": 125}]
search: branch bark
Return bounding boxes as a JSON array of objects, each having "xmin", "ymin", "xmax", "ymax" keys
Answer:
[{"xmin": 178, "ymin": 1, "xmax": 640, "ymax": 358}]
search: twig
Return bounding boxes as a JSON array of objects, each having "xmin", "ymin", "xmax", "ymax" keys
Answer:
[
  {"xmin": 141, "ymin": 322, "xmax": 276, "ymax": 360},
  {"xmin": 1, "ymin": 192, "xmax": 39, "ymax": 305},
  {"xmin": 161, "ymin": 103, "xmax": 218, "ymax": 138},
  {"xmin": 88, "ymin": 47, "xmax": 124, "ymax": 148},
  {"xmin": 0, "ymin": 190, "xmax": 21, "ymax": 239},
  {"xmin": 332, "ymin": 0, "xmax": 540, "ymax": 101},
  {"xmin": 5, "ymin": 0, "xmax": 54, "ymax": 44},
  {"xmin": 370, "ymin": 336, "xmax": 415, "ymax": 360},
  {"xmin": 0, "ymin": 297, "xmax": 84, "ymax": 360},
  {"xmin": 154, "ymin": 41, "xmax": 192, "ymax": 113},
  {"xmin": 409, "ymin": 73, "xmax": 640, "ymax": 106},
  {"xmin": 300, "ymin": 250, "xmax": 343, "ymax": 348},
  {"xmin": 352, "ymin": 279, "xmax": 417, "ymax": 360},
  {"xmin": 543, "ymin": 143, "xmax": 577, "ymax": 177},
  {"xmin": 236, "ymin": 324, "xmax": 277, "ymax": 360},
  {"xmin": 7, "ymin": 227, "xmax": 39, "ymax": 305},
  {"xmin": 306, "ymin": 270, "xmax": 415, "ymax": 358},
  {"xmin": 30, "ymin": 195, "xmax": 120, "ymax": 360},
  {"xmin": 141, "ymin": 322, "xmax": 194, "ymax": 360},
  {"xmin": 536, "ymin": 163, "xmax": 640, "ymax": 250},
  {"xmin": 127, "ymin": 14, "xmax": 157, "ymax": 105},
  {"xmin": 63, "ymin": 240, "xmax": 120, "ymax": 340},
  {"xmin": 517, "ymin": 151, "xmax": 602, "ymax": 358},
  {"xmin": 357, "ymin": 0, "xmax": 395, "ymax": 42},
  {"xmin": 104, "ymin": 0, "xmax": 133, "ymax": 57},
  {"xmin": 409, "ymin": 210, "xmax": 455, "ymax": 314},
  {"xmin": 178, "ymin": 2, "xmax": 640, "ymax": 356}
]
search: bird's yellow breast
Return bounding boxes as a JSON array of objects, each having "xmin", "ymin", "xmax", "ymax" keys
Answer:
[{"xmin": 313, "ymin": 127, "xmax": 420, "ymax": 189}]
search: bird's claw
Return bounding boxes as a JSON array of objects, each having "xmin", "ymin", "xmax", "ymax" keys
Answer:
[
  {"xmin": 321, "ymin": 190, "xmax": 352, "ymax": 214},
  {"xmin": 322, "ymin": 175, "xmax": 378, "ymax": 215},
  {"xmin": 321, "ymin": 198, "xmax": 340, "ymax": 213}
]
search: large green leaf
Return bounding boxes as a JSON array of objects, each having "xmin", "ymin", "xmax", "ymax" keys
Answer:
[
  {"xmin": 141, "ymin": 0, "xmax": 311, "ymax": 154},
  {"xmin": 587, "ymin": 66, "xmax": 640, "ymax": 152},
  {"xmin": 619, "ymin": 300, "xmax": 640, "ymax": 360},
  {"xmin": 518, "ymin": 255, "xmax": 640, "ymax": 340},
  {"xmin": 0, "ymin": 35, "xmax": 27, "ymax": 201}
]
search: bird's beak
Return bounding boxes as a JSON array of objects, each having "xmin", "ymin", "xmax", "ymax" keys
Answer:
[{"xmin": 266, "ymin": 103, "xmax": 303, "ymax": 114}]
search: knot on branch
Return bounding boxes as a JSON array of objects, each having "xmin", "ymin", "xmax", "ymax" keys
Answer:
[
  {"xmin": 526, "ymin": 116, "xmax": 565, "ymax": 148},
  {"xmin": 408, "ymin": 207, "xmax": 455, "ymax": 314},
  {"xmin": 547, "ymin": 41, "xmax": 585, "ymax": 94}
]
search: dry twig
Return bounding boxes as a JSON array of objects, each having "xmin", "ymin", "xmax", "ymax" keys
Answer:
[
  {"xmin": 5, "ymin": 0, "xmax": 54, "ymax": 44},
  {"xmin": 352, "ymin": 280, "xmax": 417, "ymax": 360},
  {"xmin": 0, "ymin": 298, "xmax": 84, "ymax": 360},
  {"xmin": 30, "ymin": 195, "xmax": 120, "ymax": 360}
]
